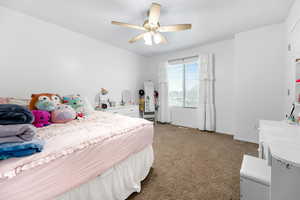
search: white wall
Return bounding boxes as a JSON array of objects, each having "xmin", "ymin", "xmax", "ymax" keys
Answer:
[
  {"xmin": 170, "ymin": 107, "xmax": 199, "ymax": 129},
  {"xmin": 233, "ymin": 23, "xmax": 285, "ymax": 143},
  {"xmin": 146, "ymin": 23, "xmax": 286, "ymax": 143},
  {"xmin": 0, "ymin": 6, "xmax": 146, "ymax": 104},
  {"xmin": 146, "ymin": 39, "xmax": 235, "ymax": 134}
]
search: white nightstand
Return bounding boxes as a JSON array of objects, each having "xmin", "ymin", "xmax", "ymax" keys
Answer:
[{"xmin": 97, "ymin": 105, "xmax": 140, "ymax": 118}]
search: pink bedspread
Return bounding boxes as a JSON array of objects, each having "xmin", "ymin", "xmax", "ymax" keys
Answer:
[{"xmin": 0, "ymin": 112, "xmax": 153, "ymax": 200}]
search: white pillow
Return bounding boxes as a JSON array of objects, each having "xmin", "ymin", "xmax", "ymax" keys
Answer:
[{"xmin": 8, "ymin": 98, "xmax": 30, "ymax": 107}]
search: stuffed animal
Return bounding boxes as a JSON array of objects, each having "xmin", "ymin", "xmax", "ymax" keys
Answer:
[
  {"xmin": 29, "ymin": 93, "xmax": 61, "ymax": 111},
  {"xmin": 63, "ymin": 95, "xmax": 85, "ymax": 117},
  {"xmin": 51, "ymin": 104, "xmax": 76, "ymax": 123},
  {"xmin": 31, "ymin": 110, "xmax": 51, "ymax": 128}
]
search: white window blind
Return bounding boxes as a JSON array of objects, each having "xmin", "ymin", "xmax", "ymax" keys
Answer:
[{"xmin": 167, "ymin": 56, "xmax": 199, "ymax": 108}]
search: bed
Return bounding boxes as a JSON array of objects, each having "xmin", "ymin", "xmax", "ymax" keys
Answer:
[{"xmin": 0, "ymin": 111, "xmax": 154, "ymax": 200}]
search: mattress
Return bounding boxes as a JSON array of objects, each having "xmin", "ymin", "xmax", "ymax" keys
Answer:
[{"xmin": 0, "ymin": 112, "xmax": 153, "ymax": 200}]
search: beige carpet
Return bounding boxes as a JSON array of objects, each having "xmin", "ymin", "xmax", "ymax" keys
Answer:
[{"xmin": 128, "ymin": 124, "xmax": 258, "ymax": 200}]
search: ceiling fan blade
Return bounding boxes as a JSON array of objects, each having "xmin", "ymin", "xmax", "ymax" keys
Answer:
[
  {"xmin": 129, "ymin": 32, "xmax": 147, "ymax": 43},
  {"xmin": 148, "ymin": 3, "xmax": 161, "ymax": 25},
  {"xmin": 158, "ymin": 24, "xmax": 192, "ymax": 32},
  {"xmin": 111, "ymin": 21, "xmax": 146, "ymax": 31},
  {"xmin": 156, "ymin": 32, "xmax": 167, "ymax": 44}
]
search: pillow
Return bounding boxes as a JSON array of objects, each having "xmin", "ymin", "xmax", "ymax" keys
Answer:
[
  {"xmin": 8, "ymin": 98, "xmax": 30, "ymax": 107},
  {"xmin": 0, "ymin": 97, "xmax": 9, "ymax": 104},
  {"xmin": 51, "ymin": 104, "xmax": 76, "ymax": 123}
]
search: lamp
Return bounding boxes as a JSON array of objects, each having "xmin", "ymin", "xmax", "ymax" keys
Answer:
[
  {"xmin": 153, "ymin": 33, "xmax": 162, "ymax": 44},
  {"xmin": 143, "ymin": 32, "xmax": 153, "ymax": 46}
]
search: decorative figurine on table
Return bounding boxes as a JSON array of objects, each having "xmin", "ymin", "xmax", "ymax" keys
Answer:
[{"xmin": 95, "ymin": 88, "xmax": 110, "ymax": 110}]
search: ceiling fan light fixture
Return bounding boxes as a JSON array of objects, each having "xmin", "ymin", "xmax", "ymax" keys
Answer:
[
  {"xmin": 143, "ymin": 32, "xmax": 153, "ymax": 45},
  {"xmin": 153, "ymin": 33, "xmax": 162, "ymax": 44},
  {"xmin": 111, "ymin": 3, "xmax": 192, "ymax": 45},
  {"xmin": 144, "ymin": 38, "xmax": 153, "ymax": 46}
]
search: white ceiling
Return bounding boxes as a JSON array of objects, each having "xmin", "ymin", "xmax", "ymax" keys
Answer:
[{"xmin": 0, "ymin": 0, "xmax": 295, "ymax": 56}]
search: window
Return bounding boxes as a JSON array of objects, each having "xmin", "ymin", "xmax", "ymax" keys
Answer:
[{"xmin": 167, "ymin": 60, "xmax": 199, "ymax": 108}]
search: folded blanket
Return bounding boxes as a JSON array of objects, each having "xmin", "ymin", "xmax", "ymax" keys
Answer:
[
  {"xmin": 0, "ymin": 104, "xmax": 34, "ymax": 125},
  {"xmin": 0, "ymin": 124, "xmax": 36, "ymax": 144},
  {"xmin": 0, "ymin": 139, "xmax": 44, "ymax": 160}
]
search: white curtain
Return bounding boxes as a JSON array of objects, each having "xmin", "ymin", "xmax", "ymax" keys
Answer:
[
  {"xmin": 158, "ymin": 61, "xmax": 171, "ymax": 123},
  {"xmin": 198, "ymin": 54, "xmax": 216, "ymax": 131}
]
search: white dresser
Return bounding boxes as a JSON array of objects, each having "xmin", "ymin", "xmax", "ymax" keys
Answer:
[
  {"xmin": 101, "ymin": 105, "xmax": 140, "ymax": 118},
  {"xmin": 258, "ymin": 120, "xmax": 300, "ymax": 161},
  {"xmin": 257, "ymin": 120, "xmax": 300, "ymax": 200}
]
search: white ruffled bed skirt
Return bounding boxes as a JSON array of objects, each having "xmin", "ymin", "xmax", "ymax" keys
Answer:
[{"xmin": 56, "ymin": 145, "xmax": 154, "ymax": 200}]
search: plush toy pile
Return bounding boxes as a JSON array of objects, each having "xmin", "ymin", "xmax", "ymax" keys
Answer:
[{"xmin": 29, "ymin": 93, "xmax": 90, "ymax": 128}]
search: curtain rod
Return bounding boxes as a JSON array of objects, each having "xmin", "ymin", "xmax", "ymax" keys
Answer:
[{"xmin": 168, "ymin": 55, "xmax": 198, "ymax": 63}]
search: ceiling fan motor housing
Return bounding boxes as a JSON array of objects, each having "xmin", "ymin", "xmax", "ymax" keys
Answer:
[{"xmin": 143, "ymin": 20, "xmax": 160, "ymax": 31}]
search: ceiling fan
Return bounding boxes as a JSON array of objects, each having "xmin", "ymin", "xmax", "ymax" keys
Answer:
[{"xmin": 111, "ymin": 3, "xmax": 192, "ymax": 46}]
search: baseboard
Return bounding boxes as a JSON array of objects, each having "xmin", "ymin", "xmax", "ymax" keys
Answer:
[
  {"xmin": 157, "ymin": 123, "xmax": 236, "ymax": 137},
  {"xmin": 216, "ymin": 130, "xmax": 233, "ymax": 136},
  {"xmin": 233, "ymin": 135, "xmax": 258, "ymax": 144}
]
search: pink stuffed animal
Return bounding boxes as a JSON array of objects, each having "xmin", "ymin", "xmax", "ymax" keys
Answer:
[
  {"xmin": 31, "ymin": 110, "xmax": 51, "ymax": 128},
  {"xmin": 51, "ymin": 104, "xmax": 76, "ymax": 123}
]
